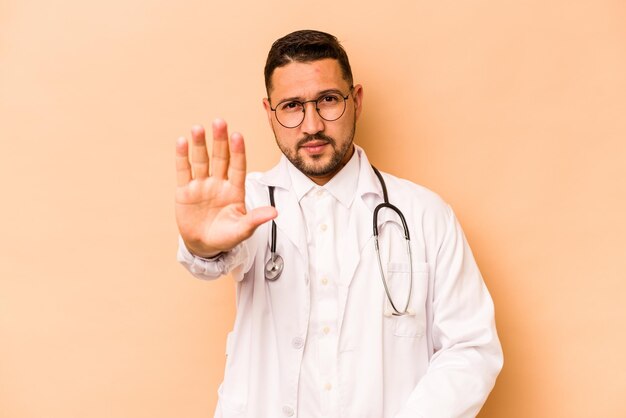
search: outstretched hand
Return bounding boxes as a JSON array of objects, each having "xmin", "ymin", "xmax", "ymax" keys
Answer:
[{"xmin": 175, "ymin": 119, "xmax": 277, "ymax": 258}]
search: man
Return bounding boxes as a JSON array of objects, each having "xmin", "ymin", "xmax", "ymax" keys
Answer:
[{"xmin": 175, "ymin": 30, "xmax": 503, "ymax": 418}]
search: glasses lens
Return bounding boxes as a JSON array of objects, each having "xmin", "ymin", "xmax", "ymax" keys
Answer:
[
  {"xmin": 276, "ymin": 101, "xmax": 304, "ymax": 128},
  {"xmin": 274, "ymin": 92, "xmax": 348, "ymax": 128},
  {"xmin": 317, "ymin": 93, "xmax": 346, "ymax": 121}
]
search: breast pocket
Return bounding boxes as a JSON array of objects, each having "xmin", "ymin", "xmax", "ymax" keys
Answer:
[{"xmin": 385, "ymin": 261, "xmax": 429, "ymax": 338}]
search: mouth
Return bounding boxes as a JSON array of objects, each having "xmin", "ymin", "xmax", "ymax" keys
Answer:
[{"xmin": 299, "ymin": 140, "xmax": 330, "ymax": 155}]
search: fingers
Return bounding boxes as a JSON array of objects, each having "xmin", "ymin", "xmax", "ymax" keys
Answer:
[
  {"xmin": 249, "ymin": 206, "xmax": 278, "ymax": 226},
  {"xmin": 179, "ymin": 119, "xmax": 246, "ymax": 186},
  {"xmin": 228, "ymin": 132, "xmax": 247, "ymax": 189},
  {"xmin": 175, "ymin": 137, "xmax": 192, "ymax": 186},
  {"xmin": 191, "ymin": 125, "xmax": 210, "ymax": 179},
  {"xmin": 211, "ymin": 119, "xmax": 230, "ymax": 179}
]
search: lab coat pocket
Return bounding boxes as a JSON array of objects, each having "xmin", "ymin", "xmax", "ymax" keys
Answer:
[
  {"xmin": 386, "ymin": 261, "xmax": 429, "ymax": 338},
  {"xmin": 216, "ymin": 384, "xmax": 246, "ymax": 417},
  {"xmin": 216, "ymin": 331, "xmax": 247, "ymax": 417}
]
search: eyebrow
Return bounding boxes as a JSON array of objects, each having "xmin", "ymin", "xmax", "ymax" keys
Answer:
[{"xmin": 276, "ymin": 88, "xmax": 345, "ymax": 104}]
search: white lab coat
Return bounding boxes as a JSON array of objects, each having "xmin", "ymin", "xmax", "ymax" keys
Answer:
[{"xmin": 178, "ymin": 146, "xmax": 503, "ymax": 418}]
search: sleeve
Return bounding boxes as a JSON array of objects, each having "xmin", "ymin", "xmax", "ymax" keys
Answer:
[
  {"xmin": 394, "ymin": 206, "xmax": 503, "ymax": 418},
  {"xmin": 177, "ymin": 235, "xmax": 250, "ymax": 282}
]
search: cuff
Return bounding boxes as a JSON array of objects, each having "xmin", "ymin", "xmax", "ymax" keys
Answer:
[{"xmin": 177, "ymin": 236, "xmax": 248, "ymax": 280}]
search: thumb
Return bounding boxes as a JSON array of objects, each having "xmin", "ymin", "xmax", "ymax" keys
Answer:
[{"xmin": 239, "ymin": 206, "xmax": 278, "ymax": 235}]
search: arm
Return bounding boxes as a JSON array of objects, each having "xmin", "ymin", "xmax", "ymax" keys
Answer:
[
  {"xmin": 396, "ymin": 206, "xmax": 503, "ymax": 418},
  {"xmin": 174, "ymin": 119, "xmax": 276, "ymax": 277}
]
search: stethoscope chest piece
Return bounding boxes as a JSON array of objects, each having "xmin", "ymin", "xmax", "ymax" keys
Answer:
[{"xmin": 264, "ymin": 254, "xmax": 284, "ymax": 281}]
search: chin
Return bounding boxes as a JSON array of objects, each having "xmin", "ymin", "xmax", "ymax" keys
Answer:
[{"xmin": 304, "ymin": 161, "xmax": 339, "ymax": 177}]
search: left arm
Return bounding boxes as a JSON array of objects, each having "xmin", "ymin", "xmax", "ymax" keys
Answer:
[{"xmin": 395, "ymin": 206, "xmax": 503, "ymax": 418}]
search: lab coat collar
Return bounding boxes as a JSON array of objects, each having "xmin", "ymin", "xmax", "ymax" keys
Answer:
[
  {"xmin": 257, "ymin": 144, "xmax": 382, "ymax": 201},
  {"xmin": 257, "ymin": 157, "xmax": 308, "ymax": 264},
  {"xmin": 323, "ymin": 149, "xmax": 360, "ymax": 208},
  {"xmin": 285, "ymin": 162, "xmax": 313, "ymax": 202},
  {"xmin": 351, "ymin": 145, "xmax": 384, "ymax": 205}
]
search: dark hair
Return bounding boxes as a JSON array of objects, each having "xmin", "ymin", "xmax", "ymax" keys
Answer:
[{"xmin": 264, "ymin": 30, "xmax": 353, "ymax": 96}]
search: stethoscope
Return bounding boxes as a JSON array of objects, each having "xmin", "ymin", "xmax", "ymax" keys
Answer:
[{"xmin": 264, "ymin": 165, "xmax": 414, "ymax": 316}]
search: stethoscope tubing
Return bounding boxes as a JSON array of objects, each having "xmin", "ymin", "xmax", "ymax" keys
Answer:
[
  {"xmin": 265, "ymin": 165, "xmax": 414, "ymax": 316},
  {"xmin": 371, "ymin": 167, "xmax": 413, "ymax": 316},
  {"xmin": 264, "ymin": 186, "xmax": 283, "ymax": 281}
]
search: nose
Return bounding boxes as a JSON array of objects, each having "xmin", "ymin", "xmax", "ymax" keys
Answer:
[{"xmin": 300, "ymin": 101, "xmax": 325, "ymax": 135}]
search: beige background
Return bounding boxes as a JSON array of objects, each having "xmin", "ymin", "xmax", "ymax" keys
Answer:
[{"xmin": 1, "ymin": 0, "xmax": 625, "ymax": 417}]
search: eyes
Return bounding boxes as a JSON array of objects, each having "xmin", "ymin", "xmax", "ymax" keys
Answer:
[
  {"xmin": 280, "ymin": 101, "xmax": 300, "ymax": 111},
  {"xmin": 320, "ymin": 94, "xmax": 341, "ymax": 104},
  {"xmin": 278, "ymin": 93, "xmax": 343, "ymax": 113},
  {"xmin": 270, "ymin": 88, "xmax": 352, "ymax": 128}
]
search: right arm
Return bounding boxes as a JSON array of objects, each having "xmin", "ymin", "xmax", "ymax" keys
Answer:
[{"xmin": 174, "ymin": 119, "xmax": 276, "ymax": 277}]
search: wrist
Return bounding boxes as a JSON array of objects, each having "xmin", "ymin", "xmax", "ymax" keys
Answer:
[
  {"xmin": 182, "ymin": 239, "xmax": 223, "ymax": 259},
  {"xmin": 200, "ymin": 251, "xmax": 225, "ymax": 260},
  {"xmin": 188, "ymin": 248, "xmax": 224, "ymax": 259}
]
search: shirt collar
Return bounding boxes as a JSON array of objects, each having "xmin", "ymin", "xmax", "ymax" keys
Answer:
[{"xmin": 286, "ymin": 146, "xmax": 360, "ymax": 208}]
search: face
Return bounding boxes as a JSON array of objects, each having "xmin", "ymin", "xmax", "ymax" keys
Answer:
[{"xmin": 263, "ymin": 59, "xmax": 363, "ymax": 185}]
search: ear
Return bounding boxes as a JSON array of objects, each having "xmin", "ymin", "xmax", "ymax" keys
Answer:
[
  {"xmin": 351, "ymin": 84, "xmax": 364, "ymax": 120},
  {"xmin": 262, "ymin": 98, "xmax": 273, "ymax": 126}
]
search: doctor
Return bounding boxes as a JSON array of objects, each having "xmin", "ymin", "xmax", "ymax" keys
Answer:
[{"xmin": 175, "ymin": 30, "xmax": 503, "ymax": 418}]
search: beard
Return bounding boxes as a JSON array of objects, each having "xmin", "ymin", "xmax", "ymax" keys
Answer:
[{"xmin": 274, "ymin": 119, "xmax": 356, "ymax": 178}]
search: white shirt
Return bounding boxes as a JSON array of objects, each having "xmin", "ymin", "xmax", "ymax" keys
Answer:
[
  {"xmin": 287, "ymin": 150, "xmax": 359, "ymax": 417},
  {"xmin": 178, "ymin": 146, "xmax": 503, "ymax": 418}
]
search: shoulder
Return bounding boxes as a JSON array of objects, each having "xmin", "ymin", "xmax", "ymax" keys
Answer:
[
  {"xmin": 378, "ymin": 170, "xmax": 452, "ymax": 217},
  {"xmin": 242, "ymin": 164, "xmax": 287, "ymax": 208},
  {"xmin": 375, "ymin": 171, "xmax": 458, "ymax": 248}
]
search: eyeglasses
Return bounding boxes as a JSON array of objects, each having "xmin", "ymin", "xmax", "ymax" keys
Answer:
[{"xmin": 269, "ymin": 88, "xmax": 353, "ymax": 128}]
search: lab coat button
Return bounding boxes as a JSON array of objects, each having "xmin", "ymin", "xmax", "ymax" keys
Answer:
[
  {"xmin": 291, "ymin": 337, "xmax": 304, "ymax": 349},
  {"xmin": 282, "ymin": 405, "xmax": 295, "ymax": 416},
  {"xmin": 320, "ymin": 223, "xmax": 328, "ymax": 231}
]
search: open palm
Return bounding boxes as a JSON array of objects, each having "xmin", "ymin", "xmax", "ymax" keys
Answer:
[{"xmin": 175, "ymin": 120, "xmax": 276, "ymax": 258}]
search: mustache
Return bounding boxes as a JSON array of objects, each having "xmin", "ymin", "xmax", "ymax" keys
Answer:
[{"xmin": 296, "ymin": 133, "xmax": 336, "ymax": 148}]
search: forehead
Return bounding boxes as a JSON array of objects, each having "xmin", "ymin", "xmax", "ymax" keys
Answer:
[{"xmin": 269, "ymin": 59, "xmax": 349, "ymax": 101}]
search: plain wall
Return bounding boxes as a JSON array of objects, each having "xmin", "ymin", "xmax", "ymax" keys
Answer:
[{"xmin": 1, "ymin": 0, "xmax": 625, "ymax": 417}]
